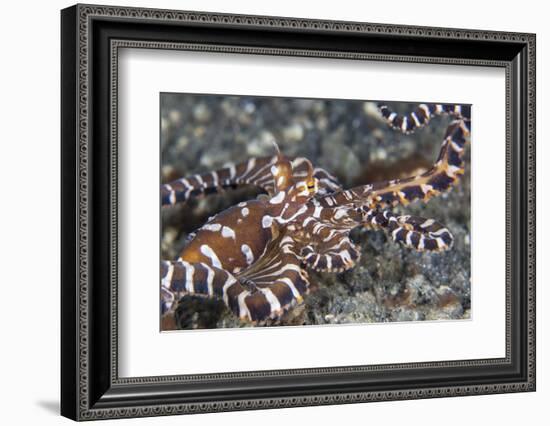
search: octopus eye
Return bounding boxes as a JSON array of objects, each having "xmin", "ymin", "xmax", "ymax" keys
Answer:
[{"xmin": 306, "ymin": 179, "xmax": 318, "ymax": 191}]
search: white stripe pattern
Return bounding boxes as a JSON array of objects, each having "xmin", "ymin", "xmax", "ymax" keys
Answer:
[
  {"xmin": 202, "ymin": 263, "xmax": 215, "ymax": 296},
  {"xmin": 237, "ymin": 291, "xmax": 251, "ymax": 319},
  {"xmin": 259, "ymin": 288, "xmax": 282, "ymax": 314},
  {"xmin": 184, "ymin": 262, "xmax": 195, "ymax": 293},
  {"xmin": 200, "ymin": 245, "xmax": 222, "ymax": 268}
]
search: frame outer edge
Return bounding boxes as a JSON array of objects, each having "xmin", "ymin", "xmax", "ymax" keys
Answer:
[
  {"xmin": 527, "ymin": 33, "xmax": 535, "ymax": 390},
  {"xmin": 65, "ymin": 4, "xmax": 536, "ymax": 420},
  {"xmin": 61, "ymin": 4, "xmax": 80, "ymax": 421},
  {"xmin": 75, "ymin": 2, "xmax": 534, "ymax": 41},
  {"xmin": 76, "ymin": 2, "xmax": 92, "ymax": 420}
]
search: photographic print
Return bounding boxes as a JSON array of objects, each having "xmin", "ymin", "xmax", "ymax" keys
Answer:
[
  {"xmin": 61, "ymin": 6, "xmax": 535, "ymax": 418},
  {"xmin": 160, "ymin": 94, "xmax": 471, "ymax": 331}
]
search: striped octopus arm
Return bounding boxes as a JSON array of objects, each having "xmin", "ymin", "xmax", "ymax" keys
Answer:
[
  {"xmin": 378, "ymin": 102, "xmax": 471, "ymax": 134},
  {"xmin": 160, "ymin": 155, "xmax": 279, "ymax": 206},
  {"xmin": 161, "ymin": 238, "xmax": 311, "ymax": 324},
  {"xmin": 318, "ymin": 116, "xmax": 470, "ymax": 210},
  {"xmin": 291, "ymin": 157, "xmax": 343, "ymax": 195},
  {"xmin": 361, "ymin": 208, "xmax": 454, "ymax": 251},
  {"xmin": 161, "ymin": 155, "xmax": 343, "ymax": 207},
  {"xmin": 160, "ymin": 259, "xmax": 278, "ymax": 323},
  {"xmin": 234, "ymin": 236, "xmax": 311, "ymax": 322},
  {"xmin": 161, "ymin": 260, "xmax": 240, "ymax": 316},
  {"xmin": 300, "ymin": 234, "xmax": 361, "ymax": 273},
  {"xmin": 289, "ymin": 202, "xmax": 358, "ymax": 273}
]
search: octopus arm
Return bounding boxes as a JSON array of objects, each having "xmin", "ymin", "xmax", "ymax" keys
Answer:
[
  {"xmin": 161, "ymin": 237, "xmax": 311, "ymax": 324},
  {"xmin": 300, "ymin": 235, "xmax": 361, "ymax": 273},
  {"xmin": 291, "ymin": 157, "xmax": 343, "ymax": 195},
  {"xmin": 161, "ymin": 155, "xmax": 279, "ymax": 206},
  {"xmin": 378, "ymin": 102, "xmax": 470, "ymax": 134},
  {"xmin": 318, "ymin": 116, "xmax": 470, "ymax": 210},
  {"xmin": 161, "ymin": 155, "xmax": 344, "ymax": 207},
  {"xmin": 236, "ymin": 236, "xmax": 311, "ymax": 321},
  {"xmin": 362, "ymin": 208, "xmax": 454, "ymax": 252}
]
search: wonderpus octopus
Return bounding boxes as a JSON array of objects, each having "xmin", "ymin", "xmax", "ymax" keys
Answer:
[{"xmin": 160, "ymin": 102, "xmax": 471, "ymax": 328}]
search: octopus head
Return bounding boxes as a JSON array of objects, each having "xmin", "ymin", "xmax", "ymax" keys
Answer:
[
  {"xmin": 268, "ymin": 141, "xmax": 318, "ymax": 208},
  {"xmin": 289, "ymin": 158, "xmax": 318, "ymax": 201}
]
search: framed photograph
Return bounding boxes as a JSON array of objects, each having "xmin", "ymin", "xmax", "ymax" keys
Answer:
[{"xmin": 61, "ymin": 3, "xmax": 536, "ymax": 420}]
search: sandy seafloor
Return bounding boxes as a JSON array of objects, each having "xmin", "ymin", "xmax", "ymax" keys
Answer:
[{"xmin": 160, "ymin": 94, "xmax": 471, "ymax": 330}]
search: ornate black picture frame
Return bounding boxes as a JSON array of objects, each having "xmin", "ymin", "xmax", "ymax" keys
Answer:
[{"xmin": 61, "ymin": 3, "xmax": 536, "ymax": 421}]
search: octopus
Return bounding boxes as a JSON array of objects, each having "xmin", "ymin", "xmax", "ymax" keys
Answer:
[{"xmin": 160, "ymin": 102, "xmax": 471, "ymax": 329}]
